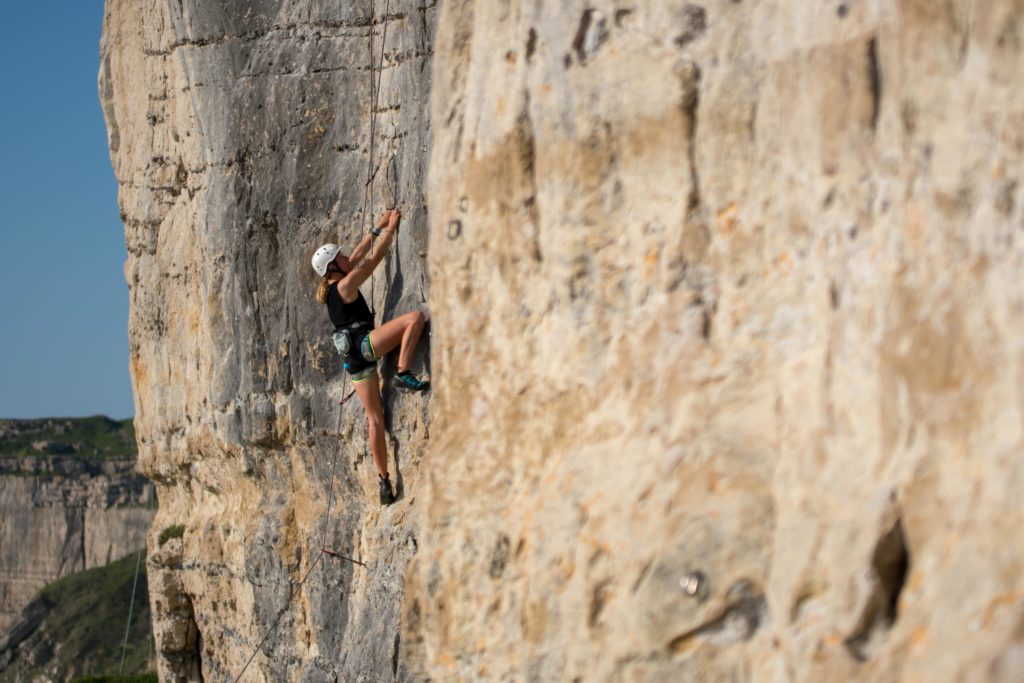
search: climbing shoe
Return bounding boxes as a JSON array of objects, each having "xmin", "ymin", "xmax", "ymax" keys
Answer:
[
  {"xmin": 379, "ymin": 474, "xmax": 396, "ymax": 505},
  {"xmin": 395, "ymin": 371, "xmax": 430, "ymax": 392}
]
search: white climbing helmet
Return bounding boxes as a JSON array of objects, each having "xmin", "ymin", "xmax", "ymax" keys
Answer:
[{"xmin": 311, "ymin": 243, "xmax": 341, "ymax": 277}]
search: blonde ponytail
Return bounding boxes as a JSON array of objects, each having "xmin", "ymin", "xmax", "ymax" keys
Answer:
[{"xmin": 316, "ymin": 276, "xmax": 332, "ymax": 304}]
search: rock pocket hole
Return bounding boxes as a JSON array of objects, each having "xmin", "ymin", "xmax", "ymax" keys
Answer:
[
  {"xmin": 844, "ymin": 518, "xmax": 910, "ymax": 662},
  {"xmin": 674, "ymin": 5, "xmax": 707, "ymax": 49},
  {"xmin": 447, "ymin": 219, "xmax": 462, "ymax": 240}
]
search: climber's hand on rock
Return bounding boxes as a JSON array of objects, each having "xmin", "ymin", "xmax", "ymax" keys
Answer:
[
  {"xmin": 377, "ymin": 211, "xmax": 391, "ymax": 229},
  {"xmin": 388, "ymin": 209, "xmax": 402, "ymax": 230}
]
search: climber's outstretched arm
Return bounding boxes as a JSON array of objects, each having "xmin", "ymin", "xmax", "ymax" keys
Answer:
[
  {"xmin": 337, "ymin": 209, "xmax": 401, "ymax": 302},
  {"xmin": 347, "ymin": 212, "xmax": 391, "ymax": 266},
  {"xmin": 348, "ymin": 234, "xmax": 373, "ymax": 266}
]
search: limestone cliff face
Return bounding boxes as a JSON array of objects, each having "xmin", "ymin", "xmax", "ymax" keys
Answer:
[
  {"xmin": 413, "ymin": 1, "xmax": 1024, "ymax": 682},
  {"xmin": 103, "ymin": 0, "xmax": 1024, "ymax": 681},
  {"xmin": 0, "ymin": 456, "xmax": 151, "ymax": 633},
  {"xmin": 100, "ymin": 1, "xmax": 434, "ymax": 681}
]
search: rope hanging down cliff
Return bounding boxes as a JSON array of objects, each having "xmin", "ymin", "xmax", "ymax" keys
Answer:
[
  {"xmin": 232, "ymin": 5, "xmax": 395, "ymax": 681},
  {"xmin": 339, "ymin": 0, "xmax": 395, "ymax": 410}
]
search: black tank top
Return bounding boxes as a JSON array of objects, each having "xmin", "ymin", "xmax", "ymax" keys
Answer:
[{"xmin": 326, "ymin": 283, "xmax": 373, "ymax": 330}]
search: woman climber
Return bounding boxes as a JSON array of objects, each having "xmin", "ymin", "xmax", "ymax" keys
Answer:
[{"xmin": 311, "ymin": 208, "xmax": 429, "ymax": 505}]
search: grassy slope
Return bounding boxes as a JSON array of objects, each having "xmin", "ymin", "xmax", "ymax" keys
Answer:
[
  {"xmin": 0, "ymin": 416, "xmax": 136, "ymax": 459},
  {"xmin": 1, "ymin": 551, "xmax": 155, "ymax": 682}
]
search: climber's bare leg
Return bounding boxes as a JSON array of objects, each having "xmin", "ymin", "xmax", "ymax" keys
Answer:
[
  {"xmin": 368, "ymin": 311, "xmax": 426, "ymax": 372},
  {"xmin": 352, "ymin": 372, "xmax": 388, "ymax": 478}
]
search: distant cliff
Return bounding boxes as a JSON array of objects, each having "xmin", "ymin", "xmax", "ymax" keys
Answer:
[{"xmin": 0, "ymin": 418, "xmax": 152, "ymax": 633}]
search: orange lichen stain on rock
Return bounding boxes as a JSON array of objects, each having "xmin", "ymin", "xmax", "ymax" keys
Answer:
[
  {"xmin": 517, "ymin": 510, "xmax": 535, "ymax": 546},
  {"xmin": 991, "ymin": 161, "xmax": 1005, "ymax": 181},
  {"xmin": 670, "ymin": 633, "xmax": 700, "ymax": 655},
  {"xmin": 542, "ymin": 466, "xmax": 559, "ymax": 488},
  {"xmin": 716, "ymin": 203, "xmax": 739, "ymax": 237},
  {"xmin": 437, "ymin": 654, "xmax": 457, "ymax": 671},
  {"xmin": 496, "ymin": 96, "xmax": 505, "ymax": 114},
  {"xmin": 906, "ymin": 570, "xmax": 925, "ymax": 592},
  {"xmin": 582, "ymin": 533, "xmax": 613, "ymax": 557},
  {"xmin": 982, "ymin": 592, "xmax": 1023, "ymax": 629},
  {"xmin": 821, "ymin": 633, "xmax": 843, "ymax": 649},
  {"xmin": 131, "ymin": 354, "xmax": 147, "ymax": 387},
  {"xmin": 774, "ymin": 250, "xmax": 793, "ymax": 274},
  {"xmin": 906, "ymin": 202, "xmax": 926, "ymax": 247},
  {"xmin": 644, "ymin": 248, "xmax": 659, "ymax": 280},
  {"xmin": 557, "ymin": 555, "xmax": 575, "ymax": 581},
  {"xmin": 909, "ymin": 625, "xmax": 929, "ymax": 649}
]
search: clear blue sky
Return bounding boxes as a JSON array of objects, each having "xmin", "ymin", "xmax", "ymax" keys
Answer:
[{"xmin": 0, "ymin": 3, "xmax": 133, "ymax": 419}]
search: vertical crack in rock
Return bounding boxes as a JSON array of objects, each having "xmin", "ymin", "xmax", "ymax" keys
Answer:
[
  {"xmin": 588, "ymin": 579, "xmax": 613, "ymax": 628},
  {"xmin": 392, "ymin": 632, "xmax": 401, "ymax": 677},
  {"xmin": 867, "ymin": 36, "xmax": 882, "ymax": 132},
  {"xmin": 526, "ymin": 27, "xmax": 537, "ymax": 63},
  {"xmin": 572, "ymin": 9, "xmax": 594, "ymax": 64},
  {"xmin": 681, "ymin": 62, "xmax": 702, "ymax": 216},
  {"xmin": 571, "ymin": 9, "xmax": 608, "ymax": 65},
  {"xmin": 518, "ymin": 94, "xmax": 542, "ymax": 263},
  {"xmin": 844, "ymin": 518, "xmax": 910, "ymax": 662}
]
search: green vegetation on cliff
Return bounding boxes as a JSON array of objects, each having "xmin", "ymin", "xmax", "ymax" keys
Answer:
[
  {"xmin": 0, "ymin": 551, "xmax": 154, "ymax": 682},
  {"xmin": 0, "ymin": 416, "xmax": 136, "ymax": 459}
]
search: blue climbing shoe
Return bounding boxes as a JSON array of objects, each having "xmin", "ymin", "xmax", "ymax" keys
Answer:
[{"xmin": 395, "ymin": 371, "xmax": 430, "ymax": 392}]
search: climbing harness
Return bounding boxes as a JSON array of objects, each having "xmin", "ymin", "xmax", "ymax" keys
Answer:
[{"xmin": 232, "ymin": 4, "xmax": 393, "ymax": 681}]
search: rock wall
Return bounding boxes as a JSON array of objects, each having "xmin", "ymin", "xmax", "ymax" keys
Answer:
[
  {"xmin": 100, "ymin": 1, "xmax": 435, "ymax": 681},
  {"xmin": 102, "ymin": 0, "xmax": 1024, "ymax": 681},
  {"xmin": 0, "ymin": 456, "xmax": 151, "ymax": 632},
  {"xmin": 412, "ymin": 1, "xmax": 1024, "ymax": 682}
]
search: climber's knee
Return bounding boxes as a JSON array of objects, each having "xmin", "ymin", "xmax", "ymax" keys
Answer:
[{"xmin": 367, "ymin": 411, "xmax": 385, "ymax": 436}]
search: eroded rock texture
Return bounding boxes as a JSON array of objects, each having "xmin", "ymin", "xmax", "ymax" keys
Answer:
[
  {"xmin": 100, "ymin": 1, "xmax": 435, "ymax": 681},
  {"xmin": 413, "ymin": 1, "xmax": 1024, "ymax": 682},
  {"xmin": 103, "ymin": 0, "xmax": 1024, "ymax": 681}
]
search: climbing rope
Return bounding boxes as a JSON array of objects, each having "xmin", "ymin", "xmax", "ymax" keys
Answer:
[
  {"xmin": 363, "ymin": 0, "xmax": 392, "ymax": 315},
  {"xmin": 231, "ymin": 4, "xmax": 391, "ymax": 680},
  {"xmin": 231, "ymin": 397, "xmax": 363, "ymax": 683},
  {"xmin": 119, "ymin": 482, "xmax": 155, "ymax": 675}
]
